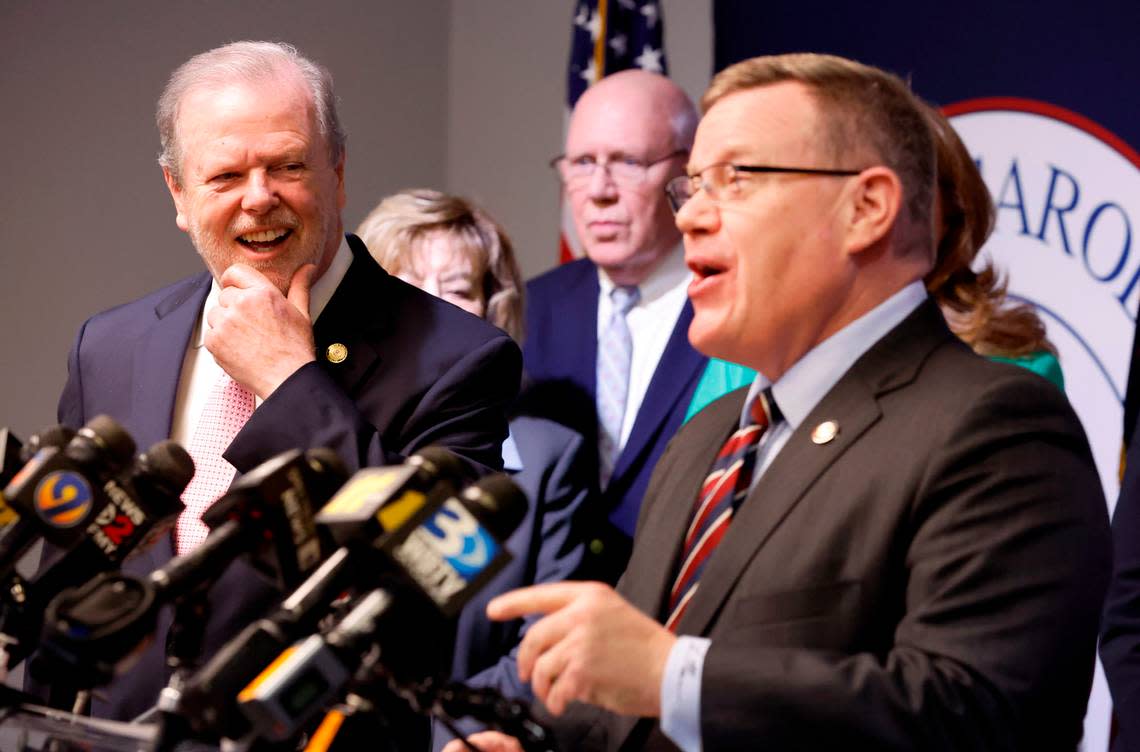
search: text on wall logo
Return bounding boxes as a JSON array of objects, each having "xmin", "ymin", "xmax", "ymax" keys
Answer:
[{"xmin": 948, "ymin": 97, "xmax": 1140, "ymax": 509}]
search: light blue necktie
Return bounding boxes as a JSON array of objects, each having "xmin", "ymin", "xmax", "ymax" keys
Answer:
[{"xmin": 597, "ymin": 285, "xmax": 640, "ymax": 488}]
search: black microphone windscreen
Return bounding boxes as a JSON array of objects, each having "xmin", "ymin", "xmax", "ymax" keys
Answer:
[
  {"xmin": 79, "ymin": 415, "xmax": 136, "ymax": 469},
  {"xmin": 141, "ymin": 439, "xmax": 195, "ymax": 494},
  {"xmin": 411, "ymin": 446, "xmax": 468, "ymax": 482},
  {"xmin": 461, "ymin": 473, "xmax": 528, "ymax": 542},
  {"xmin": 306, "ymin": 447, "xmax": 347, "ymax": 479}
]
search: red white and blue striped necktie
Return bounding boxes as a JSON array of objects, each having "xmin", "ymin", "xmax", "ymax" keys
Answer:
[{"xmin": 664, "ymin": 389, "xmax": 779, "ymax": 632}]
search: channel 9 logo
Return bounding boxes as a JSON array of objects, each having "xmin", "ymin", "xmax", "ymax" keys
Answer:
[{"xmin": 34, "ymin": 470, "xmax": 94, "ymax": 528}]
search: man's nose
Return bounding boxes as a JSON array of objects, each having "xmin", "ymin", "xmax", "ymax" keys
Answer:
[
  {"xmin": 674, "ymin": 188, "xmax": 719, "ymax": 235},
  {"xmin": 242, "ymin": 170, "xmax": 280, "ymax": 214},
  {"xmin": 586, "ymin": 162, "xmax": 619, "ymax": 201}
]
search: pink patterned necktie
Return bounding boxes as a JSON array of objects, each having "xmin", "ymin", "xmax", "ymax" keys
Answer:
[
  {"xmin": 175, "ymin": 374, "xmax": 255, "ymax": 554},
  {"xmin": 664, "ymin": 389, "xmax": 778, "ymax": 632}
]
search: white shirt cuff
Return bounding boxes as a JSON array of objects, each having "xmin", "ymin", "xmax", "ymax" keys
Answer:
[{"xmin": 659, "ymin": 636, "xmax": 711, "ymax": 752}]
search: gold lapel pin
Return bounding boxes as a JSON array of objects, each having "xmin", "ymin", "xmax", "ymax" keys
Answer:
[
  {"xmin": 811, "ymin": 420, "xmax": 839, "ymax": 445},
  {"xmin": 325, "ymin": 343, "xmax": 348, "ymax": 364}
]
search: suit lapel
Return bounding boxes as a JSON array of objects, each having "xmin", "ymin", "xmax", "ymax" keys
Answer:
[
  {"xmin": 673, "ymin": 382, "xmax": 882, "ymax": 636},
  {"xmin": 610, "ymin": 302, "xmax": 705, "ymax": 484},
  {"xmin": 131, "ymin": 274, "xmax": 211, "ymax": 449},
  {"xmin": 312, "ymin": 235, "xmax": 392, "ymax": 394},
  {"xmin": 671, "ymin": 300, "xmax": 952, "ymax": 637},
  {"xmin": 126, "ymin": 273, "xmax": 210, "ymax": 574},
  {"xmin": 560, "ymin": 265, "xmax": 600, "ymax": 397}
]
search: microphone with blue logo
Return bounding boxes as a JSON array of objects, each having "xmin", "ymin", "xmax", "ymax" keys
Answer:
[
  {"xmin": 0, "ymin": 416, "xmax": 136, "ymax": 578},
  {"xmin": 234, "ymin": 473, "xmax": 527, "ymax": 745}
]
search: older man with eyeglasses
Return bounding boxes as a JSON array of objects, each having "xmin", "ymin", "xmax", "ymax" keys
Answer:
[
  {"xmin": 448, "ymin": 53, "xmax": 1108, "ymax": 752},
  {"xmin": 522, "ymin": 70, "xmax": 706, "ymax": 586}
]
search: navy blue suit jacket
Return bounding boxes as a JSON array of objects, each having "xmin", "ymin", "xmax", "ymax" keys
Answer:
[
  {"xmin": 521, "ymin": 258, "xmax": 705, "ymax": 581},
  {"xmin": 432, "ymin": 415, "xmax": 591, "ymax": 750},
  {"xmin": 54, "ymin": 234, "xmax": 521, "ymax": 725}
]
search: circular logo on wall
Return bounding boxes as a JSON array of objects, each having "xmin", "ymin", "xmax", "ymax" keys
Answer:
[{"xmin": 947, "ymin": 98, "xmax": 1140, "ymax": 510}]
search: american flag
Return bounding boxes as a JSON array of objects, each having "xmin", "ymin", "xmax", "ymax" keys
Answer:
[{"xmin": 560, "ymin": 0, "xmax": 668, "ymax": 262}]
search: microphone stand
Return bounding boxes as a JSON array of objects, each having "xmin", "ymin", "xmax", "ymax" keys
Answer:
[{"xmin": 151, "ymin": 586, "xmax": 211, "ymax": 752}]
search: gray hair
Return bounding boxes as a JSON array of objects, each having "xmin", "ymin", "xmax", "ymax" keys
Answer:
[{"xmin": 156, "ymin": 40, "xmax": 346, "ymax": 185}]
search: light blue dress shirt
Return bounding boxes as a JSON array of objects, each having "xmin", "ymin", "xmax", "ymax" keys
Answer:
[{"xmin": 659, "ymin": 282, "xmax": 928, "ymax": 751}]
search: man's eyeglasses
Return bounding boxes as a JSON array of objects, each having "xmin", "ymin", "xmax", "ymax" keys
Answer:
[
  {"xmin": 550, "ymin": 150, "xmax": 688, "ymax": 188},
  {"xmin": 665, "ymin": 163, "xmax": 863, "ymax": 213}
]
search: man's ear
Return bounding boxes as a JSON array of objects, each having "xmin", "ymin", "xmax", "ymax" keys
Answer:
[
  {"xmin": 162, "ymin": 167, "xmax": 190, "ymax": 233},
  {"xmin": 844, "ymin": 166, "xmax": 902, "ymax": 256},
  {"xmin": 334, "ymin": 149, "xmax": 346, "ymax": 211}
]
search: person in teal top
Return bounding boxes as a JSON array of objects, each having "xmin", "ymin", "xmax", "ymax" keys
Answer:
[{"xmin": 685, "ymin": 103, "xmax": 1063, "ymax": 423}]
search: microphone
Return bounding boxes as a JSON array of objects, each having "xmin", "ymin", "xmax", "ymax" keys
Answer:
[
  {"xmin": 19, "ymin": 426, "xmax": 77, "ymax": 464},
  {"xmin": 31, "ymin": 448, "xmax": 346, "ymax": 691},
  {"xmin": 0, "ymin": 425, "xmax": 77, "ymax": 530},
  {"xmin": 238, "ymin": 588, "xmax": 397, "ymax": 742},
  {"xmin": 0, "ymin": 440, "xmax": 194, "ymax": 670},
  {"xmin": 0, "ymin": 429, "xmax": 23, "ymax": 492},
  {"xmin": 235, "ymin": 473, "xmax": 528, "ymax": 743},
  {"xmin": 0, "ymin": 417, "xmax": 135, "ymax": 577},
  {"xmin": 375, "ymin": 473, "xmax": 525, "ymax": 616},
  {"xmin": 176, "ymin": 446, "xmax": 471, "ymax": 739},
  {"xmin": 316, "ymin": 446, "xmax": 471, "ymax": 548},
  {"xmin": 0, "ymin": 424, "xmax": 77, "ymax": 492}
]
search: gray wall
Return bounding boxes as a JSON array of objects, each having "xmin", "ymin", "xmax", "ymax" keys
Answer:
[{"xmin": 0, "ymin": 0, "xmax": 710, "ymax": 438}]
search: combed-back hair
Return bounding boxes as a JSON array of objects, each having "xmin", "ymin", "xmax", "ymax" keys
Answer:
[
  {"xmin": 704, "ymin": 53, "xmax": 936, "ymax": 261},
  {"xmin": 157, "ymin": 40, "xmax": 345, "ymax": 185}
]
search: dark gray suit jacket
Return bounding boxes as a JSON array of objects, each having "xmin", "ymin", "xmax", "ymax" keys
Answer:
[{"xmin": 556, "ymin": 299, "xmax": 1110, "ymax": 751}]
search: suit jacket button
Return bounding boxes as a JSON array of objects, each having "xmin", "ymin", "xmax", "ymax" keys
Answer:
[
  {"xmin": 812, "ymin": 420, "xmax": 839, "ymax": 444},
  {"xmin": 326, "ymin": 343, "xmax": 348, "ymax": 364}
]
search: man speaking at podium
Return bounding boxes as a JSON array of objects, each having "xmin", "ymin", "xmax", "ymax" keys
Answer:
[
  {"xmin": 449, "ymin": 53, "xmax": 1109, "ymax": 752},
  {"xmin": 54, "ymin": 41, "xmax": 519, "ymax": 724}
]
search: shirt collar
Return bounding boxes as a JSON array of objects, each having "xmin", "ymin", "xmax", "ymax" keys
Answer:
[
  {"xmin": 502, "ymin": 429, "xmax": 523, "ymax": 473},
  {"xmin": 193, "ymin": 236, "xmax": 353, "ymax": 348},
  {"xmin": 596, "ymin": 243, "xmax": 688, "ymax": 303},
  {"xmin": 741, "ymin": 281, "xmax": 928, "ymax": 430}
]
